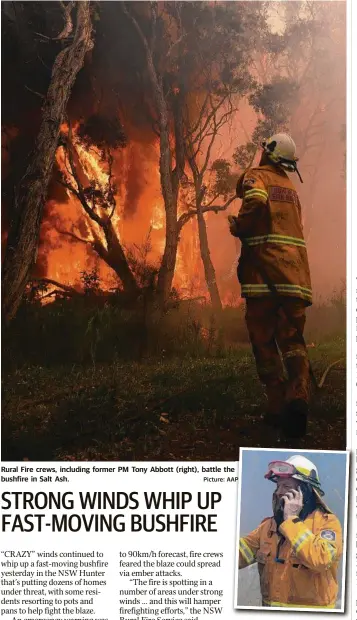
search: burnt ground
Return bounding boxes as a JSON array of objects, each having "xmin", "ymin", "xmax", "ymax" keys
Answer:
[{"xmin": 2, "ymin": 339, "xmax": 345, "ymax": 461}]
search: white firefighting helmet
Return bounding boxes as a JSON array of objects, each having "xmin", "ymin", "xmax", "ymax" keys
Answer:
[
  {"xmin": 262, "ymin": 133, "xmax": 303, "ymax": 182},
  {"xmin": 265, "ymin": 455, "xmax": 331, "ymax": 512}
]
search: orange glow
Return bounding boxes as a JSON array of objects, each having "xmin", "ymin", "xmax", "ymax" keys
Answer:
[{"xmin": 41, "ymin": 126, "xmax": 205, "ymax": 299}]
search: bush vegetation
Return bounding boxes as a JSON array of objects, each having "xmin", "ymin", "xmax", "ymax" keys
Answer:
[
  {"xmin": 3, "ymin": 278, "xmax": 346, "ymax": 369},
  {"xmin": 2, "ymin": 279, "xmax": 346, "ymax": 461}
]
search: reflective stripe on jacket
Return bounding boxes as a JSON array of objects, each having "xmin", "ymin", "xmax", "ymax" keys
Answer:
[
  {"xmin": 238, "ymin": 509, "xmax": 342, "ymax": 608},
  {"xmin": 234, "ymin": 164, "xmax": 312, "ymax": 305}
]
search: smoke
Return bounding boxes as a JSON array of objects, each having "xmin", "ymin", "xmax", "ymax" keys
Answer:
[{"xmin": 1, "ymin": 1, "xmax": 346, "ymax": 301}]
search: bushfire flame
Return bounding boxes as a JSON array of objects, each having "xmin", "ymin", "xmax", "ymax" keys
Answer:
[{"xmin": 42, "ymin": 126, "xmax": 216, "ymax": 300}]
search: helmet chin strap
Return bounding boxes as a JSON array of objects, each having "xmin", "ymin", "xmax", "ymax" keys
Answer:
[
  {"xmin": 277, "ymin": 157, "xmax": 304, "ymax": 183},
  {"xmin": 294, "ymin": 163, "xmax": 304, "ymax": 184},
  {"xmin": 262, "ymin": 142, "xmax": 304, "ymax": 183}
]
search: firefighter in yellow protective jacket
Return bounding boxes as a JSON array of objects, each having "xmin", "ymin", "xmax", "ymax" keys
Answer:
[
  {"xmin": 229, "ymin": 133, "xmax": 312, "ymax": 438},
  {"xmin": 238, "ymin": 455, "xmax": 343, "ymax": 609}
]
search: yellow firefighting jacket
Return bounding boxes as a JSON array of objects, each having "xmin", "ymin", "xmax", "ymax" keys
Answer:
[
  {"xmin": 234, "ymin": 164, "xmax": 312, "ymax": 305},
  {"xmin": 239, "ymin": 508, "xmax": 342, "ymax": 608}
]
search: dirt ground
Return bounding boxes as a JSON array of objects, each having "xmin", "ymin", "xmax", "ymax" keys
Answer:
[{"xmin": 2, "ymin": 339, "xmax": 345, "ymax": 461}]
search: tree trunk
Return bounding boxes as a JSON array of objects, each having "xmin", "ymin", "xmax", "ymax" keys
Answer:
[
  {"xmin": 156, "ymin": 209, "xmax": 179, "ymax": 302},
  {"xmin": 155, "ymin": 96, "xmax": 178, "ymax": 303},
  {"xmin": 156, "ymin": 92, "xmax": 186, "ymax": 304},
  {"xmin": 121, "ymin": 5, "xmax": 183, "ymax": 306},
  {"xmin": 197, "ymin": 206, "xmax": 222, "ymax": 312},
  {"xmin": 60, "ymin": 134, "xmax": 139, "ymax": 296},
  {"xmin": 104, "ymin": 220, "xmax": 139, "ymax": 296},
  {"xmin": 2, "ymin": 1, "xmax": 93, "ymax": 323}
]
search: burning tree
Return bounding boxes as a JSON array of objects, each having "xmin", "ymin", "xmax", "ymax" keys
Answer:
[
  {"xmin": 55, "ymin": 115, "xmax": 139, "ymax": 297},
  {"xmin": 121, "ymin": 1, "xmax": 264, "ymax": 307},
  {"xmin": 2, "ymin": 1, "xmax": 94, "ymax": 323},
  {"xmin": 2, "ymin": 1, "xmax": 345, "ymax": 315},
  {"xmin": 121, "ymin": 1, "xmax": 185, "ymax": 306}
]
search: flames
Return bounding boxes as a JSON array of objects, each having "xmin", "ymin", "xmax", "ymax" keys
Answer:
[
  {"xmin": 150, "ymin": 203, "xmax": 164, "ymax": 232},
  {"xmin": 41, "ymin": 125, "xmax": 215, "ymax": 299},
  {"xmin": 75, "ymin": 142, "xmax": 109, "ymax": 189}
]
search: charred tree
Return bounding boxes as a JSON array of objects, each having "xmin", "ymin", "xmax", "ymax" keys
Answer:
[
  {"xmin": 122, "ymin": 1, "xmax": 261, "ymax": 307},
  {"xmin": 121, "ymin": 2, "xmax": 186, "ymax": 306},
  {"xmin": 57, "ymin": 125, "xmax": 139, "ymax": 296},
  {"xmin": 196, "ymin": 205, "xmax": 222, "ymax": 312},
  {"xmin": 2, "ymin": 1, "xmax": 94, "ymax": 323}
]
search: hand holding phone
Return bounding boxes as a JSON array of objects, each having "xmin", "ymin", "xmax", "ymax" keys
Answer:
[{"xmin": 282, "ymin": 486, "xmax": 303, "ymax": 520}]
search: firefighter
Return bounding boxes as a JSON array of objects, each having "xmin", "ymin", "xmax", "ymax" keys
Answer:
[
  {"xmin": 228, "ymin": 133, "xmax": 312, "ymax": 438},
  {"xmin": 238, "ymin": 455, "xmax": 343, "ymax": 609}
]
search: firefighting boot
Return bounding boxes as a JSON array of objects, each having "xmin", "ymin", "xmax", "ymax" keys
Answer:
[
  {"xmin": 262, "ymin": 380, "xmax": 286, "ymax": 428},
  {"xmin": 282, "ymin": 399, "xmax": 308, "ymax": 438},
  {"xmin": 282, "ymin": 353, "xmax": 310, "ymax": 438}
]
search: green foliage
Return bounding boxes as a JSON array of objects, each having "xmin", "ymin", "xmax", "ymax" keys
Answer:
[
  {"xmin": 249, "ymin": 77, "xmax": 298, "ymax": 123},
  {"xmin": 233, "ymin": 77, "xmax": 298, "ymax": 170},
  {"xmin": 163, "ymin": 1, "xmax": 262, "ymax": 91},
  {"xmin": 233, "ymin": 142, "xmax": 257, "ymax": 171},
  {"xmin": 210, "ymin": 159, "xmax": 236, "ymax": 198}
]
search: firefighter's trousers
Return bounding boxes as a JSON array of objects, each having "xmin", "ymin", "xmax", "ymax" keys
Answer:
[{"xmin": 245, "ymin": 296, "xmax": 310, "ymax": 414}]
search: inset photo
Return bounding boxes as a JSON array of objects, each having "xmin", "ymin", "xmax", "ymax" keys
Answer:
[{"xmin": 234, "ymin": 448, "xmax": 349, "ymax": 612}]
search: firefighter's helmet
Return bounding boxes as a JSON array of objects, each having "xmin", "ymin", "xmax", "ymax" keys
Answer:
[
  {"xmin": 264, "ymin": 454, "xmax": 332, "ymax": 512},
  {"xmin": 265, "ymin": 455, "xmax": 324, "ymax": 495},
  {"xmin": 262, "ymin": 133, "xmax": 303, "ymax": 182}
]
